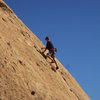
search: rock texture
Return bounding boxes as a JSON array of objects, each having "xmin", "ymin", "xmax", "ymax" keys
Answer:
[{"xmin": 0, "ymin": 1, "xmax": 90, "ymax": 100}]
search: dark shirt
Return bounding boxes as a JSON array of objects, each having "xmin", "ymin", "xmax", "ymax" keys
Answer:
[{"xmin": 46, "ymin": 41, "xmax": 54, "ymax": 51}]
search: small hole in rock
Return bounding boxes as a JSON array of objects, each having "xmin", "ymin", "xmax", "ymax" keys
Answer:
[
  {"xmin": 31, "ymin": 91, "xmax": 35, "ymax": 96},
  {"xmin": 36, "ymin": 63, "xmax": 40, "ymax": 67},
  {"xmin": 70, "ymin": 89, "xmax": 73, "ymax": 92}
]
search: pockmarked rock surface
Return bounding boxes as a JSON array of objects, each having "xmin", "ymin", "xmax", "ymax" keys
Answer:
[{"xmin": 0, "ymin": 1, "xmax": 90, "ymax": 100}]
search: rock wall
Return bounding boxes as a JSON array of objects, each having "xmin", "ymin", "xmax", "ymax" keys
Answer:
[{"xmin": 0, "ymin": 1, "xmax": 90, "ymax": 100}]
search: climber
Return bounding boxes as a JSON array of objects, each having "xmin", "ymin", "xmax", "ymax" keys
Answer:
[{"xmin": 41, "ymin": 36, "xmax": 59, "ymax": 70}]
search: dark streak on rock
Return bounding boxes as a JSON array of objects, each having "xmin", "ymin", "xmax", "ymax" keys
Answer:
[
  {"xmin": 20, "ymin": 30, "xmax": 30, "ymax": 38},
  {"xmin": 18, "ymin": 60, "xmax": 23, "ymax": 65},
  {"xmin": 8, "ymin": 18, "xmax": 13, "ymax": 23},
  {"xmin": 34, "ymin": 45, "xmax": 37, "ymax": 49},
  {"xmin": 18, "ymin": 60, "xmax": 25, "ymax": 66},
  {"xmin": 2, "ymin": 18, "xmax": 6, "ymax": 22},
  {"xmin": 11, "ymin": 65, "xmax": 16, "ymax": 72},
  {"xmin": 62, "ymin": 76, "xmax": 69, "ymax": 86},
  {"xmin": 7, "ymin": 42, "xmax": 12, "ymax": 48},
  {"xmin": 69, "ymin": 89, "xmax": 80, "ymax": 100},
  {"xmin": 0, "ymin": 2, "xmax": 13, "ymax": 13},
  {"xmin": 36, "ymin": 62, "xmax": 40, "ymax": 67},
  {"xmin": 13, "ymin": 62, "xmax": 17, "ymax": 66}
]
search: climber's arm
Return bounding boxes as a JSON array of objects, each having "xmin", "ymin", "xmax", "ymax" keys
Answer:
[{"xmin": 41, "ymin": 47, "xmax": 47, "ymax": 53}]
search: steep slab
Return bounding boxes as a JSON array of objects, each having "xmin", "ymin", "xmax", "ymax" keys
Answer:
[{"xmin": 0, "ymin": 1, "xmax": 90, "ymax": 100}]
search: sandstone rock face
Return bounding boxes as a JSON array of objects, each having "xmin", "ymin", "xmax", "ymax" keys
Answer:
[{"xmin": 0, "ymin": 1, "xmax": 90, "ymax": 100}]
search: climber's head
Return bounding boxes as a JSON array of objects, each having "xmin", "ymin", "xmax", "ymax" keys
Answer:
[{"xmin": 45, "ymin": 36, "xmax": 49, "ymax": 42}]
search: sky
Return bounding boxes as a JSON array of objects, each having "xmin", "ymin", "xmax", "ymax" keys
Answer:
[{"xmin": 4, "ymin": 0, "xmax": 100, "ymax": 100}]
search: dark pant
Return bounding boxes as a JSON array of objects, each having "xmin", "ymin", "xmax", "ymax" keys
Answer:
[{"xmin": 48, "ymin": 50, "xmax": 55, "ymax": 58}]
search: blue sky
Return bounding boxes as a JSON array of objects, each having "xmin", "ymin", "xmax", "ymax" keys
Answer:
[{"xmin": 4, "ymin": 0, "xmax": 100, "ymax": 100}]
